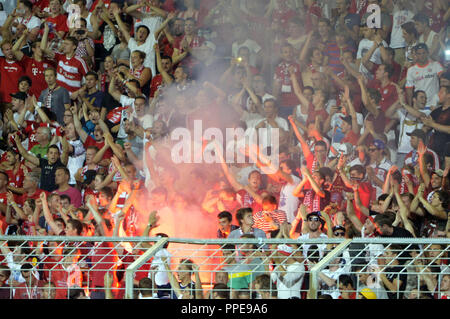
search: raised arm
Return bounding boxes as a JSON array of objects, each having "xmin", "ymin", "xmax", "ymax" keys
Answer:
[
  {"xmin": 71, "ymin": 104, "xmax": 88, "ymax": 143},
  {"xmin": 86, "ymin": 200, "xmax": 107, "ymax": 236},
  {"xmin": 301, "ymin": 166, "xmax": 325, "ymax": 198},
  {"xmin": 192, "ymin": 263, "xmax": 204, "ymax": 299},
  {"xmin": 154, "ymin": 12, "xmax": 175, "ymax": 40},
  {"xmin": 13, "ymin": 133, "xmax": 39, "ymax": 166},
  {"xmin": 357, "ymin": 75, "xmax": 379, "ymax": 116},
  {"xmin": 289, "ymin": 66, "xmax": 310, "ymax": 108},
  {"xmin": 215, "ymin": 142, "xmax": 244, "ymax": 192},
  {"xmin": 418, "ymin": 141, "xmax": 431, "ymax": 187},
  {"xmin": 154, "ymin": 43, "xmax": 173, "ymax": 85},
  {"xmin": 343, "ymin": 86, "xmax": 360, "ymax": 135},
  {"xmin": 162, "ymin": 258, "xmax": 183, "ymax": 298},
  {"xmin": 40, "ymin": 192, "xmax": 64, "ymax": 235},
  {"xmin": 393, "ymin": 186, "xmax": 416, "ymax": 237},
  {"xmin": 11, "ymin": 29, "xmax": 27, "ymax": 61},
  {"xmin": 345, "ymin": 194, "xmax": 363, "ymax": 233},
  {"xmin": 113, "ymin": 8, "xmax": 131, "ymax": 44},
  {"xmin": 288, "ymin": 115, "xmax": 313, "ymax": 160},
  {"xmin": 108, "ymin": 74, "xmax": 123, "ymax": 102}
]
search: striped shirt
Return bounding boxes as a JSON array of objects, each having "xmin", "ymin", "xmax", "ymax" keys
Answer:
[
  {"xmin": 253, "ymin": 210, "xmax": 287, "ymax": 235},
  {"xmin": 55, "ymin": 53, "xmax": 88, "ymax": 93}
]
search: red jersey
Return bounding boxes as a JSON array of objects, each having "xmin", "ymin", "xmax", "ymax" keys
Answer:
[
  {"xmin": 5, "ymin": 164, "xmax": 28, "ymax": 189},
  {"xmin": 17, "ymin": 188, "xmax": 47, "ymax": 206},
  {"xmin": 19, "ymin": 55, "xmax": 55, "ymax": 98},
  {"xmin": 305, "ymin": 4, "xmax": 322, "ymax": 33},
  {"xmin": 368, "ymin": 79, "xmax": 399, "ymax": 113},
  {"xmin": 306, "ymin": 102, "xmax": 328, "ymax": 125},
  {"xmin": 89, "ymin": 241, "xmax": 117, "ymax": 288},
  {"xmin": 341, "ymin": 130, "xmax": 360, "ymax": 146},
  {"xmin": 83, "ymin": 135, "xmax": 113, "ymax": 160},
  {"xmin": 274, "ymin": 61, "xmax": 303, "ymax": 107},
  {"xmin": 0, "ymin": 58, "xmax": 24, "ymax": 103},
  {"xmin": 13, "ymin": 280, "xmax": 46, "ymax": 299},
  {"xmin": 149, "ymin": 74, "xmax": 163, "ymax": 98},
  {"xmin": 45, "ymin": 14, "xmax": 69, "ymax": 35},
  {"xmin": 0, "ymin": 192, "xmax": 8, "ymax": 233},
  {"xmin": 55, "ymin": 53, "xmax": 88, "ymax": 93},
  {"xmin": 253, "ymin": 210, "xmax": 287, "ymax": 235},
  {"xmin": 236, "ymin": 189, "xmax": 266, "ymax": 213},
  {"xmin": 50, "ymin": 262, "xmax": 82, "ymax": 299},
  {"xmin": 353, "ymin": 181, "xmax": 373, "ymax": 223}
]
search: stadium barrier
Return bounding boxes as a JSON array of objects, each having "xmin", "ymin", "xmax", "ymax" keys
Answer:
[{"xmin": 0, "ymin": 236, "xmax": 448, "ymax": 299}]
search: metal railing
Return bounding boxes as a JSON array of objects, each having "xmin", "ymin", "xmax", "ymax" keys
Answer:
[{"xmin": 0, "ymin": 236, "xmax": 448, "ymax": 299}]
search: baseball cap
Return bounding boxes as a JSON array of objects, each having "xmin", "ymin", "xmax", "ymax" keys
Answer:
[
  {"xmin": 432, "ymin": 169, "xmax": 444, "ymax": 178},
  {"xmin": 359, "ymin": 288, "xmax": 377, "ymax": 299},
  {"xmin": 10, "ymin": 92, "xmax": 27, "ymax": 101},
  {"xmin": 406, "ymin": 129, "xmax": 427, "ymax": 141},
  {"xmin": 306, "ymin": 211, "xmax": 325, "ymax": 224},
  {"xmin": 372, "ymin": 139, "xmax": 385, "ymax": 150},
  {"xmin": 414, "ymin": 43, "xmax": 428, "ymax": 51},
  {"xmin": 332, "ymin": 225, "xmax": 346, "ymax": 232}
]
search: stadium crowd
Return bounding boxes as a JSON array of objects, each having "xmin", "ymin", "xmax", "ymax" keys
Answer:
[{"xmin": 0, "ymin": 0, "xmax": 448, "ymax": 299}]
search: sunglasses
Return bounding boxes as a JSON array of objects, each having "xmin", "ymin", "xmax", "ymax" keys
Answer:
[
  {"xmin": 334, "ymin": 232, "xmax": 345, "ymax": 237},
  {"xmin": 308, "ymin": 217, "xmax": 320, "ymax": 222},
  {"xmin": 368, "ymin": 148, "xmax": 378, "ymax": 152}
]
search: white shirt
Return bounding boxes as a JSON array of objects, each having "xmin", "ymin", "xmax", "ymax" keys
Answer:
[
  {"xmin": 13, "ymin": 15, "xmax": 40, "ymax": 31},
  {"xmin": 369, "ymin": 157, "xmax": 392, "ymax": 199},
  {"xmin": 406, "ymin": 61, "xmax": 444, "ymax": 108},
  {"xmin": 419, "ymin": 30, "xmax": 438, "ymax": 52},
  {"xmin": 149, "ymin": 248, "xmax": 172, "ymax": 286},
  {"xmin": 279, "ymin": 175, "xmax": 301, "ymax": 224},
  {"xmin": 357, "ymin": 39, "xmax": 387, "ymax": 79},
  {"xmin": 118, "ymin": 95, "xmax": 138, "ymax": 139},
  {"xmin": 135, "ymin": 14, "xmax": 163, "ymax": 35},
  {"xmin": 390, "ymin": 9, "xmax": 414, "ymax": 49},
  {"xmin": 13, "ymin": 109, "xmax": 34, "ymax": 126},
  {"xmin": 270, "ymin": 261, "xmax": 305, "ymax": 299},
  {"xmin": 128, "ymin": 35, "xmax": 157, "ymax": 80},
  {"xmin": 298, "ymin": 233, "xmax": 328, "ymax": 259},
  {"xmin": 58, "ymin": 139, "xmax": 85, "ymax": 185},
  {"xmin": 396, "ymin": 108, "xmax": 427, "ymax": 154}
]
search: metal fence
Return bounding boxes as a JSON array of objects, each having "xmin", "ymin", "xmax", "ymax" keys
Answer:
[{"xmin": 0, "ymin": 236, "xmax": 448, "ymax": 299}]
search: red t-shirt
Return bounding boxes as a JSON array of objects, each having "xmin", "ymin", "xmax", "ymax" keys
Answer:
[
  {"xmin": 0, "ymin": 192, "xmax": 8, "ymax": 233},
  {"xmin": 341, "ymin": 130, "xmax": 360, "ymax": 146},
  {"xmin": 353, "ymin": 181, "xmax": 373, "ymax": 223},
  {"xmin": 5, "ymin": 164, "xmax": 28, "ymax": 190},
  {"xmin": 90, "ymin": 241, "xmax": 117, "ymax": 288},
  {"xmin": 236, "ymin": 189, "xmax": 266, "ymax": 213},
  {"xmin": 306, "ymin": 102, "xmax": 328, "ymax": 125},
  {"xmin": 17, "ymin": 188, "xmax": 47, "ymax": 206},
  {"xmin": 83, "ymin": 135, "xmax": 113, "ymax": 160},
  {"xmin": 19, "ymin": 55, "xmax": 55, "ymax": 98},
  {"xmin": 13, "ymin": 280, "xmax": 46, "ymax": 299},
  {"xmin": 50, "ymin": 262, "xmax": 81, "ymax": 299},
  {"xmin": 305, "ymin": 4, "xmax": 322, "ymax": 32},
  {"xmin": 368, "ymin": 80, "xmax": 399, "ymax": 113},
  {"xmin": 45, "ymin": 14, "xmax": 69, "ymax": 35},
  {"xmin": 54, "ymin": 53, "xmax": 88, "ymax": 93},
  {"xmin": 274, "ymin": 61, "xmax": 303, "ymax": 107},
  {"xmin": 0, "ymin": 58, "xmax": 24, "ymax": 103},
  {"xmin": 149, "ymin": 74, "xmax": 163, "ymax": 98}
]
